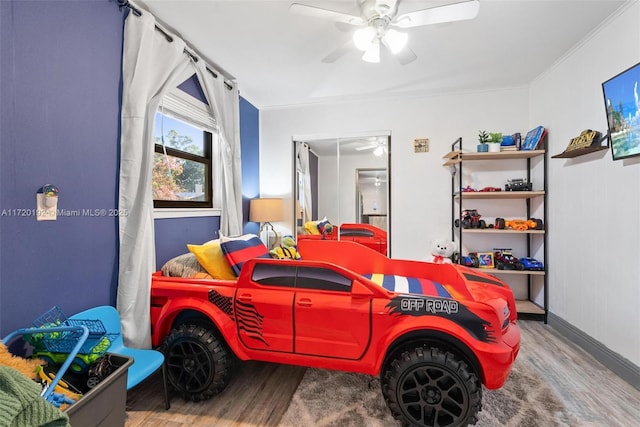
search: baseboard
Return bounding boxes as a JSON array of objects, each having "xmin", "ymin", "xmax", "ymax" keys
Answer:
[{"xmin": 548, "ymin": 312, "xmax": 640, "ymax": 391}]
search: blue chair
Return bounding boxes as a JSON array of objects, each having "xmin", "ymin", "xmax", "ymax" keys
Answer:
[{"xmin": 69, "ymin": 306, "xmax": 170, "ymax": 409}]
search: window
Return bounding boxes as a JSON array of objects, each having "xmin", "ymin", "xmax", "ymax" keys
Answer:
[
  {"xmin": 153, "ymin": 87, "xmax": 220, "ymax": 210},
  {"xmin": 295, "ymin": 266, "xmax": 352, "ymax": 292},
  {"xmin": 251, "ymin": 264, "xmax": 297, "ymax": 288}
]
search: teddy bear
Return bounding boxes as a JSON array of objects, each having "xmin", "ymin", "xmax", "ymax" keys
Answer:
[
  {"xmin": 429, "ymin": 238, "xmax": 457, "ymax": 264},
  {"xmin": 270, "ymin": 234, "xmax": 301, "ymax": 260}
]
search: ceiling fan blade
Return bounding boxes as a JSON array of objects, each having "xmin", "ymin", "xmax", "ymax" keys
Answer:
[
  {"xmin": 394, "ymin": 0, "xmax": 480, "ymax": 29},
  {"xmin": 289, "ymin": 3, "xmax": 365, "ymax": 26},
  {"xmin": 355, "ymin": 143, "xmax": 378, "ymax": 151},
  {"xmin": 321, "ymin": 39, "xmax": 355, "ymax": 63}
]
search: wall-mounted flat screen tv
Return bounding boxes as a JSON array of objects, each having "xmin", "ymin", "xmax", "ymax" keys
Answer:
[{"xmin": 602, "ymin": 61, "xmax": 640, "ymax": 161}]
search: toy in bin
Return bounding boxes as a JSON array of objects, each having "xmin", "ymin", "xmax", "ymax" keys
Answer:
[{"xmin": 25, "ymin": 306, "xmax": 118, "ymax": 389}]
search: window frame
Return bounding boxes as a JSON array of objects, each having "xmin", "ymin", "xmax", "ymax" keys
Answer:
[{"xmin": 152, "ymin": 87, "xmax": 219, "ymax": 213}]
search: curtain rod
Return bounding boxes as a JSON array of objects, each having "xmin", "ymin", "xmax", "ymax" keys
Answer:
[{"xmin": 116, "ymin": 0, "xmax": 234, "ymax": 91}]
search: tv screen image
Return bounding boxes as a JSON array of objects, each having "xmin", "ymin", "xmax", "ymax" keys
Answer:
[{"xmin": 602, "ymin": 61, "xmax": 640, "ymax": 160}]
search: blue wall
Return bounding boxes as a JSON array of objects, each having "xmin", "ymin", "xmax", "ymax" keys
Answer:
[
  {"xmin": 0, "ymin": 0, "xmax": 260, "ymax": 336},
  {"xmin": 241, "ymin": 98, "xmax": 260, "ymax": 236}
]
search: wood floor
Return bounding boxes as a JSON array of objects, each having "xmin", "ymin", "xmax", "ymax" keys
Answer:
[{"xmin": 124, "ymin": 321, "xmax": 640, "ymax": 426}]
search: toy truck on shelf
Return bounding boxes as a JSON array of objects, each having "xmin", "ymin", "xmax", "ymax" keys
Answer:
[
  {"xmin": 150, "ymin": 239, "xmax": 520, "ymax": 427},
  {"xmin": 455, "ymin": 209, "xmax": 487, "ymax": 229},
  {"xmin": 504, "ymin": 178, "xmax": 533, "ymax": 191},
  {"xmin": 495, "ymin": 217, "xmax": 544, "ymax": 231}
]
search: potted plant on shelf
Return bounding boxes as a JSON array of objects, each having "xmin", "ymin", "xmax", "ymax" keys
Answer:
[
  {"xmin": 488, "ymin": 132, "xmax": 503, "ymax": 152},
  {"xmin": 477, "ymin": 131, "xmax": 489, "ymax": 152}
]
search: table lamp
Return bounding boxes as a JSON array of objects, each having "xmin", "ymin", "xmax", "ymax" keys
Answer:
[{"xmin": 250, "ymin": 198, "xmax": 283, "ymax": 248}]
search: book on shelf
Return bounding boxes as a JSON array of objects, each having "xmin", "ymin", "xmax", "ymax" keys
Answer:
[{"xmin": 522, "ymin": 126, "xmax": 547, "ymax": 150}]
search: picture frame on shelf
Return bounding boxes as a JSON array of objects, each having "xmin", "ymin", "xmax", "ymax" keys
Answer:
[{"xmin": 477, "ymin": 252, "xmax": 494, "ymax": 268}]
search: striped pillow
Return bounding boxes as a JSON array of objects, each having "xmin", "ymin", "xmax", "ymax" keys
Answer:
[{"xmin": 220, "ymin": 234, "xmax": 270, "ymax": 276}]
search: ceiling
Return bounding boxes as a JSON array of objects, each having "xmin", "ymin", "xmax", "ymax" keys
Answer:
[{"xmin": 135, "ymin": 0, "xmax": 628, "ymax": 109}]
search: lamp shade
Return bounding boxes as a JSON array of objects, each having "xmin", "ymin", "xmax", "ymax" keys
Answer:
[{"xmin": 250, "ymin": 198, "xmax": 283, "ymax": 222}]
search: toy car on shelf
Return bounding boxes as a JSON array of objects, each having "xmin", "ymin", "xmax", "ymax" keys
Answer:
[
  {"xmin": 455, "ymin": 209, "xmax": 487, "ymax": 229},
  {"xmin": 504, "ymin": 178, "xmax": 533, "ymax": 191},
  {"xmin": 519, "ymin": 257, "xmax": 544, "ymax": 271},
  {"xmin": 479, "ymin": 186, "xmax": 502, "ymax": 192},
  {"xmin": 461, "ymin": 185, "xmax": 476, "ymax": 192},
  {"xmin": 493, "ymin": 249, "xmax": 524, "ymax": 270},
  {"xmin": 495, "ymin": 217, "xmax": 544, "ymax": 231},
  {"xmin": 460, "ymin": 252, "xmax": 480, "ymax": 267}
]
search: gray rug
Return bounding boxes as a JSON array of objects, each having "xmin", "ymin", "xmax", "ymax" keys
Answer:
[{"xmin": 278, "ymin": 358, "xmax": 579, "ymax": 427}]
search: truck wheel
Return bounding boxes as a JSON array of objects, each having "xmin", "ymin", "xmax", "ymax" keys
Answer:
[
  {"xmin": 159, "ymin": 324, "xmax": 232, "ymax": 402},
  {"xmin": 382, "ymin": 347, "xmax": 481, "ymax": 427}
]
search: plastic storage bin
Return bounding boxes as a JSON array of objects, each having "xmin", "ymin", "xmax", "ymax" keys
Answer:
[{"xmin": 65, "ymin": 353, "xmax": 133, "ymax": 427}]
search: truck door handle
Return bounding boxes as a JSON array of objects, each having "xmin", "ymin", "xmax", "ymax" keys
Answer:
[
  {"xmin": 237, "ymin": 294, "xmax": 252, "ymax": 302},
  {"xmin": 297, "ymin": 298, "xmax": 312, "ymax": 307}
]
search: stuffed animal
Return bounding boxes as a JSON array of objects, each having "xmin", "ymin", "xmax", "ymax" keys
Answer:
[
  {"xmin": 429, "ymin": 238, "xmax": 457, "ymax": 264},
  {"xmin": 0, "ymin": 341, "xmax": 79, "ymax": 411},
  {"xmin": 270, "ymin": 234, "xmax": 301, "ymax": 260},
  {"xmin": 316, "ymin": 219, "xmax": 333, "ymax": 237},
  {"xmin": 0, "ymin": 341, "xmax": 43, "ymax": 378}
]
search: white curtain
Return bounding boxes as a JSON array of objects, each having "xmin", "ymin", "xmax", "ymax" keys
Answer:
[
  {"xmin": 193, "ymin": 61, "xmax": 243, "ymax": 236},
  {"xmin": 117, "ymin": 10, "xmax": 194, "ymax": 348},
  {"xmin": 297, "ymin": 142, "xmax": 313, "ymax": 223}
]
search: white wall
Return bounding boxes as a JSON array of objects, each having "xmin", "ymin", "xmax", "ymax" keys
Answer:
[
  {"xmin": 260, "ymin": 88, "xmax": 529, "ymax": 260},
  {"xmin": 530, "ymin": 2, "xmax": 640, "ymax": 366}
]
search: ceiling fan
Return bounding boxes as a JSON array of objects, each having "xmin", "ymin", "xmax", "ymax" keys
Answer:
[
  {"xmin": 351, "ymin": 137, "xmax": 388, "ymax": 156},
  {"xmin": 290, "ymin": 0, "xmax": 480, "ymax": 65}
]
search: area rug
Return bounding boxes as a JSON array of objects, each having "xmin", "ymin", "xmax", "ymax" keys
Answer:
[{"xmin": 278, "ymin": 358, "xmax": 579, "ymax": 427}]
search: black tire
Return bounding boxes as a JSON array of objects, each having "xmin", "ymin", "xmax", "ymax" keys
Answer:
[
  {"xmin": 159, "ymin": 324, "xmax": 232, "ymax": 401},
  {"xmin": 478, "ymin": 219, "xmax": 487, "ymax": 229},
  {"xmin": 496, "ymin": 260, "xmax": 505, "ymax": 270},
  {"xmin": 495, "ymin": 218, "xmax": 505, "ymax": 229},
  {"xmin": 531, "ymin": 218, "xmax": 544, "ymax": 230},
  {"xmin": 382, "ymin": 347, "xmax": 481, "ymax": 427},
  {"xmin": 86, "ymin": 375, "xmax": 101, "ymax": 389},
  {"xmin": 515, "ymin": 262, "xmax": 525, "ymax": 271}
]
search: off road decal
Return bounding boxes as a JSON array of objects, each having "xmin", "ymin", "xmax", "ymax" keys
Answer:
[
  {"xmin": 386, "ymin": 296, "xmax": 496, "ymax": 343},
  {"xmin": 208, "ymin": 290, "xmax": 234, "ymax": 318},
  {"xmin": 235, "ymin": 299, "xmax": 268, "ymax": 346}
]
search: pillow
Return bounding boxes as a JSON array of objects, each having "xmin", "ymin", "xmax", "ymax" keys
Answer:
[
  {"xmin": 220, "ymin": 234, "xmax": 270, "ymax": 276},
  {"xmin": 187, "ymin": 240, "xmax": 237, "ymax": 280},
  {"xmin": 161, "ymin": 252, "xmax": 208, "ymax": 278}
]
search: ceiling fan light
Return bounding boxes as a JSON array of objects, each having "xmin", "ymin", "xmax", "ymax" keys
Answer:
[
  {"xmin": 362, "ymin": 40, "xmax": 380, "ymax": 63},
  {"xmin": 353, "ymin": 26, "xmax": 376, "ymax": 51},
  {"xmin": 383, "ymin": 28, "xmax": 408, "ymax": 54}
]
